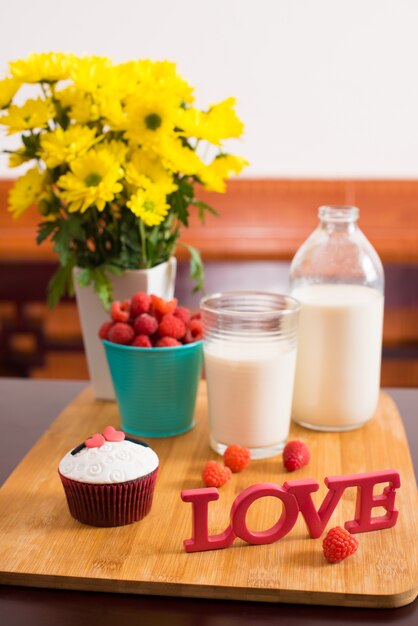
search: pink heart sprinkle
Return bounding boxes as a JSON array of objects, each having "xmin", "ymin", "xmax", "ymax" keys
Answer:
[
  {"xmin": 85, "ymin": 433, "xmax": 106, "ymax": 448},
  {"xmin": 103, "ymin": 425, "xmax": 125, "ymax": 442}
]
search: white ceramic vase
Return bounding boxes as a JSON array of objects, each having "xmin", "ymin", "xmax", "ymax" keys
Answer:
[{"xmin": 73, "ymin": 258, "xmax": 177, "ymax": 400}]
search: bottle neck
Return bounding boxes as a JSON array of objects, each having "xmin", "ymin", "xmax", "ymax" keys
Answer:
[{"xmin": 318, "ymin": 205, "xmax": 359, "ymax": 233}]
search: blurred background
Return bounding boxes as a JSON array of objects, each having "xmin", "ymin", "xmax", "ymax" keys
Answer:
[{"xmin": 0, "ymin": 0, "xmax": 417, "ymax": 384}]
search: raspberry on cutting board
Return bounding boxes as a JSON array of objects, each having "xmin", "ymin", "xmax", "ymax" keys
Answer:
[
  {"xmin": 282, "ymin": 440, "xmax": 311, "ymax": 471},
  {"xmin": 202, "ymin": 461, "xmax": 232, "ymax": 488},
  {"xmin": 322, "ymin": 526, "xmax": 359, "ymax": 563},
  {"xmin": 223, "ymin": 445, "xmax": 251, "ymax": 473}
]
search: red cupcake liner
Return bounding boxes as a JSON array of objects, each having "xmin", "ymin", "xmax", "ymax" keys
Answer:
[{"xmin": 58, "ymin": 468, "xmax": 158, "ymax": 527}]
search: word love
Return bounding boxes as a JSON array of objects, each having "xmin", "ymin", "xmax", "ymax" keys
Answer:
[{"xmin": 181, "ymin": 469, "xmax": 400, "ymax": 553}]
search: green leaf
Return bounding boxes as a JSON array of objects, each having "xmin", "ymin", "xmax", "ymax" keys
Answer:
[
  {"xmin": 47, "ymin": 260, "xmax": 75, "ymax": 308},
  {"xmin": 193, "ymin": 200, "xmax": 219, "ymax": 224},
  {"xmin": 75, "ymin": 266, "xmax": 114, "ymax": 310},
  {"xmin": 76, "ymin": 267, "xmax": 93, "ymax": 287},
  {"xmin": 53, "ymin": 99, "xmax": 70, "ymax": 130},
  {"xmin": 36, "ymin": 221, "xmax": 57, "ymax": 245},
  {"xmin": 90, "ymin": 268, "xmax": 113, "ymax": 310},
  {"xmin": 51, "ymin": 216, "xmax": 84, "ymax": 265},
  {"xmin": 21, "ymin": 133, "xmax": 41, "ymax": 158},
  {"xmin": 105, "ymin": 263, "xmax": 124, "ymax": 277},
  {"xmin": 180, "ymin": 243, "xmax": 205, "ymax": 293},
  {"xmin": 169, "ymin": 177, "xmax": 195, "ymax": 227}
]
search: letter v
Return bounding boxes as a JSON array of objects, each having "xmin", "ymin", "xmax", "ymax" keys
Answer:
[{"xmin": 284, "ymin": 478, "xmax": 347, "ymax": 538}]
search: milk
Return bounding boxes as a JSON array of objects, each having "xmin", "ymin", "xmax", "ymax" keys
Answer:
[
  {"xmin": 204, "ymin": 341, "xmax": 297, "ymax": 453},
  {"xmin": 291, "ymin": 284, "xmax": 384, "ymax": 429}
]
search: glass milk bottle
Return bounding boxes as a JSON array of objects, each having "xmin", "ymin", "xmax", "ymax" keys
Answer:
[{"xmin": 289, "ymin": 206, "xmax": 384, "ymax": 431}]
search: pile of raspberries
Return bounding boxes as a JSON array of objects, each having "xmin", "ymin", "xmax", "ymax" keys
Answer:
[{"xmin": 99, "ymin": 292, "xmax": 203, "ymax": 348}]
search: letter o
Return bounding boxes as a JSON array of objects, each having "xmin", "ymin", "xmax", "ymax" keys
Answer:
[{"xmin": 231, "ymin": 483, "xmax": 299, "ymax": 545}]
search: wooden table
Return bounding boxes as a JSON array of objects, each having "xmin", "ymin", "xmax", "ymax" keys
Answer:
[{"xmin": 0, "ymin": 379, "xmax": 417, "ymax": 625}]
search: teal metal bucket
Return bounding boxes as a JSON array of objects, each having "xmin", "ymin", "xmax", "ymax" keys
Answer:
[{"xmin": 103, "ymin": 340, "xmax": 203, "ymax": 437}]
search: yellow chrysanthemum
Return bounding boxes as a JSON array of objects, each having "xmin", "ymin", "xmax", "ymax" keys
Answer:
[
  {"xmin": 8, "ymin": 149, "xmax": 31, "ymax": 168},
  {"xmin": 0, "ymin": 77, "xmax": 21, "ymax": 109},
  {"xmin": 70, "ymin": 56, "xmax": 117, "ymax": 93},
  {"xmin": 126, "ymin": 149, "xmax": 177, "ymax": 195},
  {"xmin": 41, "ymin": 126, "xmax": 101, "ymax": 168},
  {"xmin": 135, "ymin": 60, "xmax": 194, "ymax": 104},
  {"xmin": 97, "ymin": 140, "xmax": 128, "ymax": 165},
  {"xmin": 126, "ymin": 180, "xmax": 170, "ymax": 226},
  {"xmin": 124, "ymin": 90, "xmax": 178, "ymax": 147},
  {"xmin": 199, "ymin": 154, "xmax": 248, "ymax": 193},
  {"xmin": 9, "ymin": 52, "xmax": 73, "ymax": 83},
  {"xmin": 95, "ymin": 93, "xmax": 126, "ymax": 128},
  {"xmin": 56, "ymin": 86, "xmax": 98, "ymax": 124},
  {"xmin": 8, "ymin": 167, "xmax": 46, "ymax": 218},
  {"xmin": 0, "ymin": 98, "xmax": 54, "ymax": 134},
  {"xmin": 57, "ymin": 148, "xmax": 124, "ymax": 213},
  {"xmin": 159, "ymin": 137, "xmax": 204, "ymax": 177},
  {"xmin": 177, "ymin": 98, "xmax": 244, "ymax": 145}
]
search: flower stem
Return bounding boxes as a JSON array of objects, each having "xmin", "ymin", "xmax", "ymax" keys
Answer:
[{"xmin": 139, "ymin": 219, "xmax": 148, "ymax": 268}]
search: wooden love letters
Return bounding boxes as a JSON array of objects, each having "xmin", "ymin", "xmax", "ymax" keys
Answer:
[{"xmin": 181, "ymin": 469, "xmax": 400, "ymax": 552}]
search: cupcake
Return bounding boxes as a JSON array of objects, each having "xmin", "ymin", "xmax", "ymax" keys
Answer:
[{"xmin": 58, "ymin": 425, "xmax": 159, "ymax": 527}]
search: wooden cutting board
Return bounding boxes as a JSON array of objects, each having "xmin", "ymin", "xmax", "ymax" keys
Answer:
[{"xmin": 0, "ymin": 383, "xmax": 417, "ymax": 608}]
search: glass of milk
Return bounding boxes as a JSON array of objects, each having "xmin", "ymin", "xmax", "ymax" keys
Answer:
[
  {"xmin": 289, "ymin": 206, "xmax": 384, "ymax": 431},
  {"xmin": 200, "ymin": 292, "xmax": 300, "ymax": 459}
]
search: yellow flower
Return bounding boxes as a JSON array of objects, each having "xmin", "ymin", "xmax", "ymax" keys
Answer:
[
  {"xmin": 199, "ymin": 154, "xmax": 248, "ymax": 192},
  {"xmin": 0, "ymin": 77, "xmax": 20, "ymax": 109},
  {"xmin": 126, "ymin": 180, "xmax": 170, "ymax": 226},
  {"xmin": 70, "ymin": 56, "xmax": 116, "ymax": 93},
  {"xmin": 160, "ymin": 137, "xmax": 204, "ymax": 176},
  {"xmin": 124, "ymin": 90, "xmax": 178, "ymax": 147},
  {"xmin": 41, "ymin": 126, "xmax": 101, "ymax": 168},
  {"xmin": 98, "ymin": 140, "xmax": 128, "ymax": 165},
  {"xmin": 9, "ymin": 52, "xmax": 73, "ymax": 83},
  {"xmin": 0, "ymin": 98, "xmax": 54, "ymax": 134},
  {"xmin": 57, "ymin": 148, "xmax": 124, "ymax": 213},
  {"xmin": 56, "ymin": 86, "xmax": 98, "ymax": 124},
  {"xmin": 8, "ymin": 149, "xmax": 31, "ymax": 168},
  {"xmin": 177, "ymin": 98, "xmax": 244, "ymax": 145},
  {"xmin": 126, "ymin": 149, "xmax": 177, "ymax": 195},
  {"xmin": 8, "ymin": 167, "xmax": 46, "ymax": 218},
  {"xmin": 96, "ymin": 93, "xmax": 126, "ymax": 128},
  {"xmin": 135, "ymin": 60, "xmax": 194, "ymax": 104}
]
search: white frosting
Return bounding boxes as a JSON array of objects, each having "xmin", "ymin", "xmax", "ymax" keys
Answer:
[{"xmin": 59, "ymin": 440, "xmax": 159, "ymax": 484}]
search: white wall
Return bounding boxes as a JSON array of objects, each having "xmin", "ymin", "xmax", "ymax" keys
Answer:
[{"xmin": 1, "ymin": 0, "xmax": 418, "ymax": 178}]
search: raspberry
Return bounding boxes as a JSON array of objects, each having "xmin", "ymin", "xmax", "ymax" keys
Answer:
[
  {"xmin": 134, "ymin": 313, "xmax": 159, "ymax": 336},
  {"xmin": 191, "ymin": 311, "xmax": 201, "ymax": 320},
  {"xmin": 108, "ymin": 322, "xmax": 134, "ymax": 345},
  {"xmin": 110, "ymin": 299, "xmax": 130, "ymax": 323},
  {"xmin": 151, "ymin": 295, "xmax": 178, "ymax": 316},
  {"xmin": 131, "ymin": 291, "xmax": 152, "ymax": 317},
  {"xmin": 132, "ymin": 335, "xmax": 152, "ymax": 348},
  {"xmin": 183, "ymin": 329, "xmax": 194, "ymax": 344},
  {"xmin": 202, "ymin": 461, "xmax": 232, "ymax": 488},
  {"xmin": 283, "ymin": 440, "xmax": 311, "ymax": 471},
  {"xmin": 98, "ymin": 321, "xmax": 114, "ymax": 340},
  {"xmin": 156, "ymin": 336, "xmax": 182, "ymax": 347},
  {"xmin": 159, "ymin": 314, "xmax": 186, "ymax": 339},
  {"xmin": 174, "ymin": 305, "xmax": 191, "ymax": 325},
  {"xmin": 322, "ymin": 526, "xmax": 359, "ymax": 563},
  {"xmin": 189, "ymin": 318, "xmax": 203, "ymax": 340},
  {"xmin": 223, "ymin": 444, "xmax": 251, "ymax": 473}
]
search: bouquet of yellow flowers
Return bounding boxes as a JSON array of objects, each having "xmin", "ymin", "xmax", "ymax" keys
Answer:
[{"xmin": 0, "ymin": 52, "xmax": 246, "ymax": 307}]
